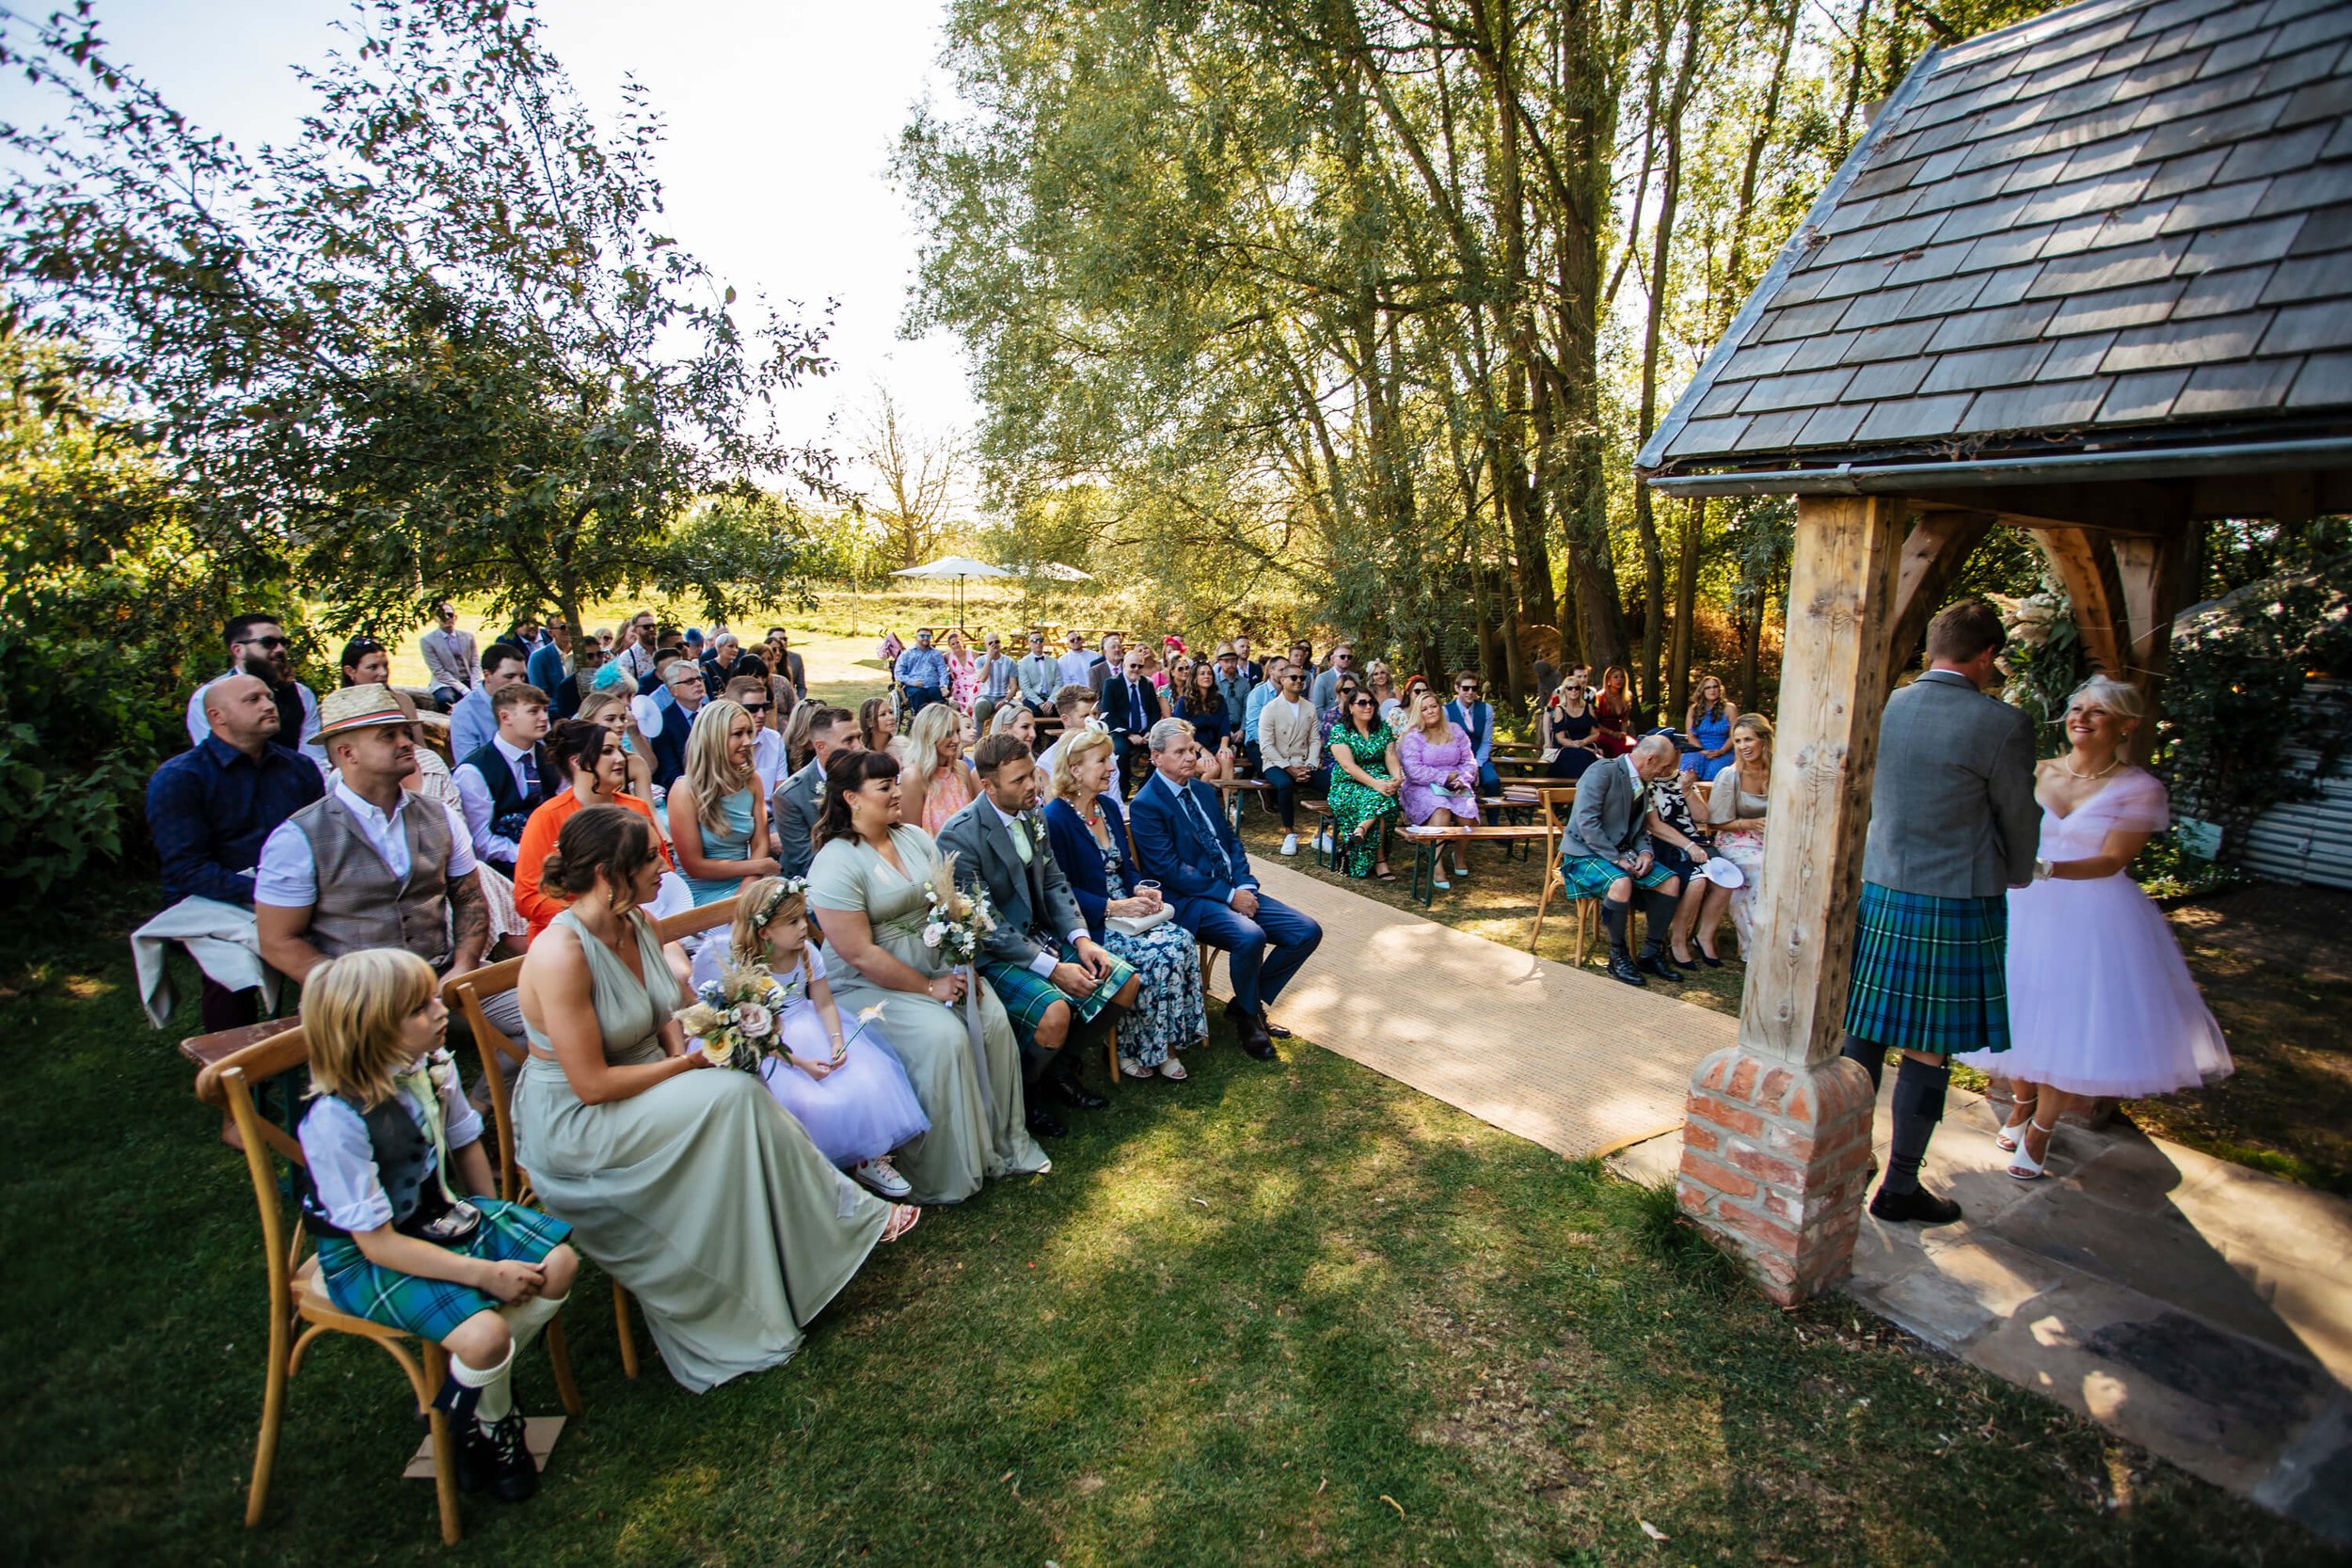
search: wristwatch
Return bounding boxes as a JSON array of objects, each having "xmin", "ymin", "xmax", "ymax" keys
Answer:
[{"xmin": 2033, "ymin": 857, "xmax": 2054, "ymax": 881}]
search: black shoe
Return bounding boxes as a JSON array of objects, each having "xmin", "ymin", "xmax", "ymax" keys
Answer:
[
  {"xmin": 470, "ymin": 1411, "xmax": 538, "ymax": 1503},
  {"xmin": 1868, "ymin": 1185, "xmax": 1963, "ymax": 1226},
  {"xmin": 1025, "ymin": 1104, "xmax": 1068, "ymax": 1139},
  {"xmin": 1236, "ymin": 1027, "xmax": 1278, "ymax": 1060},
  {"xmin": 1263, "ymin": 1017, "xmax": 1292, "ymax": 1038},
  {"xmin": 1050, "ymin": 1074, "xmax": 1108, "ymax": 1112},
  {"xmin": 1606, "ymin": 953, "xmax": 1648, "ymax": 987},
  {"xmin": 1694, "ymin": 948, "xmax": 1725, "ymax": 969},
  {"xmin": 1637, "ymin": 955, "xmax": 1683, "ymax": 984}
]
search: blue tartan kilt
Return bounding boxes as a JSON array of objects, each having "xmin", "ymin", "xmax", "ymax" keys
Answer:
[
  {"xmin": 979, "ymin": 940, "xmax": 1137, "ymax": 1043},
  {"xmin": 1559, "ymin": 853, "xmax": 1677, "ymax": 901},
  {"xmin": 1843, "ymin": 881, "xmax": 2010, "ymax": 1056},
  {"xmin": 314, "ymin": 1198, "xmax": 571, "ymax": 1343}
]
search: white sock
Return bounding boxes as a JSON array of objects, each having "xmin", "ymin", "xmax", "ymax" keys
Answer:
[
  {"xmin": 451, "ymin": 1338, "xmax": 516, "ymax": 1427},
  {"xmin": 501, "ymin": 1291, "xmax": 566, "ymax": 1361}
]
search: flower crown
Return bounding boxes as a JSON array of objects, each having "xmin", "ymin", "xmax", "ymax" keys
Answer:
[{"xmin": 754, "ymin": 876, "xmax": 811, "ymax": 929}]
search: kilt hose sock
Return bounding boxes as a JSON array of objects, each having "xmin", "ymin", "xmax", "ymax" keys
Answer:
[
  {"xmin": 1839, "ymin": 1034, "xmax": 1886, "ymax": 1093},
  {"xmin": 1882, "ymin": 1053, "xmax": 1950, "ymax": 1196},
  {"xmin": 1601, "ymin": 887, "xmax": 1680, "ymax": 960}
]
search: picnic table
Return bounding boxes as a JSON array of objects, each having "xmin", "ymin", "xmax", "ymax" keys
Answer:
[{"xmin": 1203, "ymin": 774, "xmax": 1269, "ymax": 830}]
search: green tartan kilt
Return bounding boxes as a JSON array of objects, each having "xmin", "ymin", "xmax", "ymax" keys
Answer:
[
  {"xmin": 1558, "ymin": 853, "xmax": 1677, "ymax": 901},
  {"xmin": 1842, "ymin": 881, "xmax": 2010, "ymax": 1056},
  {"xmin": 980, "ymin": 940, "xmax": 1137, "ymax": 1045},
  {"xmin": 314, "ymin": 1198, "xmax": 571, "ymax": 1342}
]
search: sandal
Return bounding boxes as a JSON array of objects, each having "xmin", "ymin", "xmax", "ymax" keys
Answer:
[
  {"xmin": 1118, "ymin": 1055, "xmax": 1155, "ymax": 1079},
  {"xmin": 882, "ymin": 1204, "xmax": 922, "ymax": 1243},
  {"xmin": 2007, "ymin": 1118, "xmax": 2057, "ymax": 1181},
  {"xmin": 1375, "ymin": 863, "xmax": 1397, "ymax": 881},
  {"xmin": 1158, "ymin": 1056, "xmax": 1188, "ymax": 1082},
  {"xmin": 1995, "ymin": 1097, "xmax": 2038, "ymax": 1153}
]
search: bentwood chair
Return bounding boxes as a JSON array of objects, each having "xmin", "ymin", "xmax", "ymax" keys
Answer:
[
  {"xmin": 198, "ymin": 1030, "xmax": 583, "ymax": 1546},
  {"xmin": 447, "ymin": 901, "xmax": 735, "ymax": 1380}
]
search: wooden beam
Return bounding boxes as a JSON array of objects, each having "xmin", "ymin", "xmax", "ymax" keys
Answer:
[
  {"xmin": 1886, "ymin": 510, "xmax": 1994, "ymax": 677},
  {"xmin": 2030, "ymin": 524, "xmax": 2126, "ymax": 675},
  {"xmin": 1907, "ymin": 482, "xmax": 2186, "ymax": 534},
  {"xmin": 1738, "ymin": 495, "xmax": 1903, "ymax": 1069},
  {"xmin": 2112, "ymin": 529, "xmax": 2188, "ymax": 695}
]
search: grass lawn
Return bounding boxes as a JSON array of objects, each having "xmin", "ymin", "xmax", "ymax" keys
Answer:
[
  {"xmin": 1231, "ymin": 784, "xmax": 2352, "ymax": 1196},
  {"xmin": 4, "ymin": 892, "xmax": 2342, "ymax": 1566}
]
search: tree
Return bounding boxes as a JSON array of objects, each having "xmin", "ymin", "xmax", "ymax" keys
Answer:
[
  {"xmin": 858, "ymin": 383, "xmax": 967, "ymax": 568},
  {"xmin": 0, "ymin": 0, "xmax": 839, "ymax": 641}
]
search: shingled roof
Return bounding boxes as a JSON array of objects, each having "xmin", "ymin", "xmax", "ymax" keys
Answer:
[{"xmin": 1638, "ymin": 0, "xmax": 2352, "ymax": 487}]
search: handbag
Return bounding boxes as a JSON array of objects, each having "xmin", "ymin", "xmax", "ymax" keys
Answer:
[{"xmin": 1106, "ymin": 905, "xmax": 1174, "ymax": 936}]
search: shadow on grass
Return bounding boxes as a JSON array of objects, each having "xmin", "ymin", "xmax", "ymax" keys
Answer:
[{"xmin": 1, "ymin": 894, "xmax": 2339, "ymax": 1567}]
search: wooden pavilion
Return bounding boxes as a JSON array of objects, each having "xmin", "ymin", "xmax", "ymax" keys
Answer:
[{"xmin": 1634, "ymin": 0, "xmax": 2352, "ymax": 1301}]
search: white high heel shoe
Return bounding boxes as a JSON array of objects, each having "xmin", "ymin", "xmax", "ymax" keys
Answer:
[
  {"xmin": 2006, "ymin": 1117, "xmax": 2057, "ymax": 1181},
  {"xmin": 1994, "ymin": 1100, "xmax": 2038, "ymax": 1153}
]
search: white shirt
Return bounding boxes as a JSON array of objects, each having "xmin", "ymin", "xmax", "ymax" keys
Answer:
[
  {"xmin": 453, "ymin": 736, "xmax": 539, "ymax": 863},
  {"xmin": 987, "ymin": 795, "xmax": 1087, "ymax": 975},
  {"xmin": 298, "ymin": 1067, "xmax": 484, "ymax": 1233},
  {"xmin": 187, "ymin": 676, "xmax": 326, "ymax": 767},
  {"xmin": 1057, "ymin": 649, "xmax": 1096, "ymax": 686},
  {"xmin": 255, "ymin": 780, "xmax": 478, "ymax": 909},
  {"xmin": 751, "ymin": 727, "xmax": 788, "ymax": 800},
  {"xmin": 617, "ymin": 641, "xmax": 657, "ymax": 679}
]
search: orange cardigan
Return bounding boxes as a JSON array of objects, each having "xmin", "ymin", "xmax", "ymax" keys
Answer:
[{"xmin": 513, "ymin": 789, "xmax": 671, "ymax": 942}]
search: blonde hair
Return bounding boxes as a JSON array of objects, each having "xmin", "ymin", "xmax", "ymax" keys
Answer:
[
  {"xmin": 1412, "ymin": 687, "xmax": 1449, "ymax": 736},
  {"xmin": 1052, "ymin": 726, "xmax": 1116, "ymax": 801},
  {"xmin": 903, "ymin": 702, "xmax": 961, "ymax": 788},
  {"xmin": 989, "ymin": 703, "xmax": 1031, "ymax": 736},
  {"xmin": 729, "ymin": 876, "xmax": 808, "ymax": 965},
  {"xmin": 579, "ymin": 689, "xmax": 632, "ymax": 725},
  {"xmin": 303, "ymin": 948, "xmax": 439, "ymax": 1111},
  {"xmin": 683, "ymin": 698, "xmax": 758, "ymax": 834},
  {"xmin": 2067, "ymin": 673, "xmax": 2148, "ymax": 759},
  {"xmin": 1729, "ymin": 712, "xmax": 1775, "ymax": 769}
]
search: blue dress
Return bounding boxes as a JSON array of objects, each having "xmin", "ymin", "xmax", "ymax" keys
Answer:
[
  {"xmin": 684, "ymin": 785, "xmax": 757, "ymax": 905},
  {"xmin": 1688, "ymin": 706, "xmax": 1735, "ymax": 783},
  {"xmin": 687, "ymin": 944, "xmax": 931, "ymax": 1167}
]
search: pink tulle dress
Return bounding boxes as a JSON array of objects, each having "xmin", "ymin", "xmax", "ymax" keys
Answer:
[{"xmin": 1961, "ymin": 768, "xmax": 2233, "ymax": 1098}]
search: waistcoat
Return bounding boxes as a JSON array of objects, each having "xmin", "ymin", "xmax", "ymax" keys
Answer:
[
  {"xmin": 288, "ymin": 792, "xmax": 453, "ymax": 968},
  {"xmin": 299, "ymin": 1094, "xmax": 453, "ymax": 1240}
]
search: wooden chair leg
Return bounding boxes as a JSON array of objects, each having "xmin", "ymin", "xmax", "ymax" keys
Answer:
[
  {"xmin": 1576, "ymin": 897, "xmax": 1597, "ymax": 964},
  {"xmin": 421, "ymin": 1340, "xmax": 463, "ymax": 1545},
  {"xmin": 545, "ymin": 1311, "xmax": 585, "ymax": 1418},
  {"xmin": 1199, "ymin": 942, "xmax": 1217, "ymax": 998},
  {"xmin": 1530, "ymin": 869, "xmax": 1557, "ymax": 953},
  {"xmin": 613, "ymin": 1280, "xmax": 641, "ymax": 1380},
  {"xmin": 244, "ymin": 1307, "xmax": 292, "ymax": 1528},
  {"xmin": 1105, "ymin": 1022, "xmax": 1120, "ymax": 1085}
]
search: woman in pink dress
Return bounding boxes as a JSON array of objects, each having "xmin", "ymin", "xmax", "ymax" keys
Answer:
[
  {"xmin": 941, "ymin": 630, "xmax": 980, "ymax": 713},
  {"xmin": 898, "ymin": 702, "xmax": 979, "ymax": 836},
  {"xmin": 1963, "ymin": 674, "xmax": 2232, "ymax": 1180},
  {"xmin": 1397, "ymin": 689, "xmax": 1482, "ymax": 887}
]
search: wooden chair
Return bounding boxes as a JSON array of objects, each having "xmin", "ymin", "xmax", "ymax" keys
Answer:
[
  {"xmin": 445, "ymin": 900, "xmax": 735, "ymax": 1381},
  {"xmin": 1520, "ymin": 784, "xmax": 1601, "ymax": 964},
  {"xmin": 198, "ymin": 1029, "xmax": 583, "ymax": 1546}
]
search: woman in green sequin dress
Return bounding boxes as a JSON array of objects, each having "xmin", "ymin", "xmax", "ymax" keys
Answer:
[{"xmin": 1325, "ymin": 690, "xmax": 1403, "ymax": 880}]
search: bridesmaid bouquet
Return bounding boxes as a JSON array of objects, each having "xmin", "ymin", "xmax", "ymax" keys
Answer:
[
  {"xmin": 675, "ymin": 962, "xmax": 790, "ymax": 1072},
  {"xmin": 920, "ymin": 851, "xmax": 998, "ymax": 965}
]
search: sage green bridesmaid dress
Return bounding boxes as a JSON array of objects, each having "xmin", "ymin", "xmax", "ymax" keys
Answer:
[
  {"xmin": 513, "ymin": 908, "xmax": 889, "ymax": 1392},
  {"xmin": 807, "ymin": 824, "xmax": 1048, "ymax": 1203}
]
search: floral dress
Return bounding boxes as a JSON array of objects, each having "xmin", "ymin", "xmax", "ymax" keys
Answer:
[
  {"xmin": 1091, "ymin": 824, "xmax": 1205, "ymax": 1066},
  {"xmin": 1325, "ymin": 721, "xmax": 1401, "ymax": 878}
]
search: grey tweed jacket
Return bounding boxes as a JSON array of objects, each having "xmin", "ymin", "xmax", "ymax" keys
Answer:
[
  {"xmin": 1564, "ymin": 755, "xmax": 1651, "ymax": 863},
  {"xmin": 1862, "ymin": 670, "xmax": 2041, "ymax": 899},
  {"xmin": 769, "ymin": 759, "xmax": 824, "ymax": 880}
]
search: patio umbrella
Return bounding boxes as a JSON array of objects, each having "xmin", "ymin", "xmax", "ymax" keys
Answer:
[
  {"xmin": 1028, "ymin": 561, "xmax": 1096, "ymax": 582},
  {"xmin": 892, "ymin": 554, "xmax": 1011, "ymax": 627}
]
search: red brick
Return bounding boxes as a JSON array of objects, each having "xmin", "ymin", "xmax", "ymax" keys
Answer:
[
  {"xmin": 1720, "ymin": 1201, "xmax": 1804, "ymax": 1255},
  {"xmin": 1699, "ymin": 1053, "xmax": 1730, "ymax": 1091},
  {"xmin": 1729, "ymin": 1145, "xmax": 1807, "ymax": 1188},
  {"xmin": 1681, "ymin": 1121, "xmax": 1720, "ymax": 1155},
  {"xmin": 1757, "ymin": 1067, "xmax": 1795, "ymax": 1114},
  {"xmin": 1785, "ymin": 1087, "xmax": 1813, "ymax": 1120},
  {"xmin": 1676, "ymin": 1180, "xmax": 1711, "ymax": 1214},
  {"xmin": 1685, "ymin": 1091, "xmax": 1765, "ymax": 1138},
  {"xmin": 1680, "ymin": 1151, "xmax": 1760, "ymax": 1202},
  {"xmin": 1726, "ymin": 1057, "xmax": 1761, "ymax": 1101}
]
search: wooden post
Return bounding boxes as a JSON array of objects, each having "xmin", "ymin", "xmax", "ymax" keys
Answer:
[
  {"xmin": 2031, "ymin": 525, "xmax": 2126, "ymax": 674},
  {"xmin": 1885, "ymin": 509, "xmax": 1994, "ymax": 680},
  {"xmin": 1677, "ymin": 493, "xmax": 1899, "ymax": 1305}
]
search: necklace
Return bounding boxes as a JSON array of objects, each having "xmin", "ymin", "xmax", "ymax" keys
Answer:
[{"xmin": 2062, "ymin": 753, "xmax": 2121, "ymax": 781}]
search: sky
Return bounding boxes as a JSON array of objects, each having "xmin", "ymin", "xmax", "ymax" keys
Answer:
[{"xmin": 0, "ymin": 0, "xmax": 983, "ymax": 500}]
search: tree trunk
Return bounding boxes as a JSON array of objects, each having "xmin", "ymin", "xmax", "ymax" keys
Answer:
[{"xmin": 1668, "ymin": 497, "xmax": 1705, "ymax": 721}]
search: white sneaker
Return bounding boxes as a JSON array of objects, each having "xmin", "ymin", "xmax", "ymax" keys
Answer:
[
  {"xmin": 851, "ymin": 1158, "xmax": 913, "ymax": 1199},
  {"xmin": 1280, "ymin": 832, "xmax": 1298, "ymax": 856}
]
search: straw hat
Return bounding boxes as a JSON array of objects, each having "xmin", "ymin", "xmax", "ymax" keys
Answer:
[{"xmin": 316, "ymin": 682, "xmax": 421, "ymax": 738}]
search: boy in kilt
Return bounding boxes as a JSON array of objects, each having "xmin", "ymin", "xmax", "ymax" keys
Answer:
[
  {"xmin": 1840, "ymin": 601, "xmax": 2042, "ymax": 1224},
  {"xmin": 295, "ymin": 948, "xmax": 579, "ymax": 1502},
  {"xmin": 936, "ymin": 733, "xmax": 1141, "ymax": 1139}
]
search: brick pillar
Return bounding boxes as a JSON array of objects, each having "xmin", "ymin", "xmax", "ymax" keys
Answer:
[{"xmin": 1675, "ymin": 494, "xmax": 1901, "ymax": 1303}]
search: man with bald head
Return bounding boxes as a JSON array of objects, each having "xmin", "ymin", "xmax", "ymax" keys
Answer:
[
  {"xmin": 1561, "ymin": 732, "xmax": 1689, "ymax": 987},
  {"xmin": 144, "ymin": 673, "xmax": 326, "ymax": 1028}
]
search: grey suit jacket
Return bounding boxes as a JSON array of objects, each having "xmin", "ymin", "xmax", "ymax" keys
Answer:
[
  {"xmin": 934, "ymin": 797, "xmax": 1088, "ymax": 972},
  {"xmin": 1564, "ymin": 756, "xmax": 1651, "ymax": 863},
  {"xmin": 1862, "ymin": 670, "xmax": 2041, "ymax": 898},
  {"xmin": 770, "ymin": 760, "xmax": 823, "ymax": 879}
]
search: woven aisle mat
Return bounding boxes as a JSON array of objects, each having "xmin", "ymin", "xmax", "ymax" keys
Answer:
[{"xmin": 1232, "ymin": 863, "xmax": 1731, "ymax": 1161}]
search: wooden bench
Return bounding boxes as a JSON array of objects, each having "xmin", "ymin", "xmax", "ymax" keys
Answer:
[{"xmin": 1396, "ymin": 823, "xmax": 1550, "ymax": 906}]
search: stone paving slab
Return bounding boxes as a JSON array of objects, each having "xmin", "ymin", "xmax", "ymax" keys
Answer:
[
  {"xmin": 1611, "ymin": 1085, "xmax": 2352, "ymax": 1544},
  {"xmin": 1240, "ymin": 862, "xmax": 1722, "ymax": 1161}
]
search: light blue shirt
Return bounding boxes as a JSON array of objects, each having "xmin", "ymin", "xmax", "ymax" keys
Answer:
[
  {"xmin": 894, "ymin": 644, "xmax": 948, "ymax": 689},
  {"xmin": 1446, "ymin": 699, "xmax": 1494, "ymax": 765},
  {"xmin": 1244, "ymin": 680, "xmax": 1281, "ymax": 744},
  {"xmin": 449, "ymin": 686, "xmax": 497, "ymax": 760}
]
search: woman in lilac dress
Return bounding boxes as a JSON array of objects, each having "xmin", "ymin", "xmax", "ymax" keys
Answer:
[
  {"xmin": 1962, "ymin": 675, "xmax": 2232, "ymax": 1181},
  {"xmin": 689, "ymin": 876, "xmax": 931, "ymax": 1199},
  {"xmin": 1398, "ymin": 689, "xmax": 1482, "ymax": 888}
]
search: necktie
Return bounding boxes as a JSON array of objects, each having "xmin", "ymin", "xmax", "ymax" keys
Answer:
[
  {"xmin": 519, "ymin": 751, "xmax": 539, "ymax": 799},
  {"xmin": 1179, "ymin": 784, "xmax": 1218, "ymax": 847},
  {"xmin": 1128, "ymin": 681, "xmax": 1141, "ymax": 723},
  {"xmin": 1008, "ymin": 812, "xmax": 1033, "ymax": 865}
]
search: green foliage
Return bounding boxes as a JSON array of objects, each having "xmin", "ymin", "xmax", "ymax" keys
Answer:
[
  {"xmin": 0, "ymin": 335, "xmax": 301, "ymax": 892},
  {"xmin": 1991, "ymin": 577, "xmax": 2090, "ymax": 759},
  {"xmin": 0, "ymin": 0, "xmax": 837, "ymax": 641}
]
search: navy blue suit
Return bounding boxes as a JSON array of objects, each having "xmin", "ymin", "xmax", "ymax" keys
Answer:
[
  {"xmin": 1127, "ymin": 769, "xmax": 1321, "ymax": 1016},
  {"xmin": 1103, "ymin": 675, "xmax": 1163, "ymax": 790}
]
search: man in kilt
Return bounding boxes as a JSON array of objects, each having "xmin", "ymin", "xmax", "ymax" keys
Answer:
[
  {"xmin": 937, "ymin": 732, "xmax": 1141, "ymax": 1140},
  {"xmin": 1560, "ymin": 733, "xmax": 1690, "ymax": 986},
  {"xmin": 1841, "ymin": 601, "xmax": 2042, "ymax": 1224}
]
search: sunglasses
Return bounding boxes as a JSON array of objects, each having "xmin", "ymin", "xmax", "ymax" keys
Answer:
[
  {"xmin": 245, "ymin": 634, "xmax": 290, "ymax": 651},
  {"xmin": 742, "ymin": 704, "xmax": 771, "ymax": 715}
]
